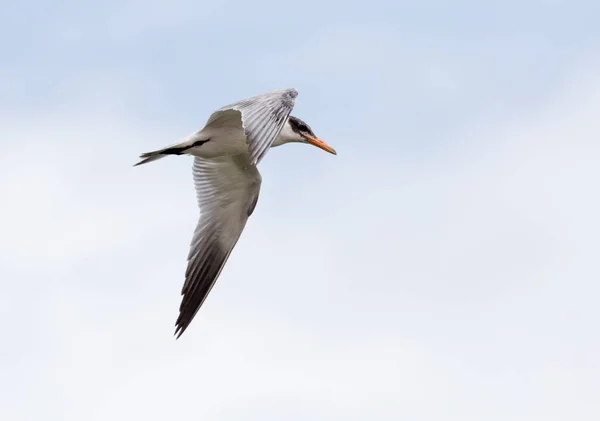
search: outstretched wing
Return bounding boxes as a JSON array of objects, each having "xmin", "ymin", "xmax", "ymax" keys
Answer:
[
  {"xmin": 205, "ymin": 88, "xmax": 298, "ymax": 165},
  {"xmin": 175, "ymin": 154, "xmax": 262, "ymax": 338}
]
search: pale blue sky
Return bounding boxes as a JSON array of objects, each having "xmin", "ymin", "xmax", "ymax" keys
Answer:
[{"xmin": 1, "ymin": 1, "xmax": 599, "ymax": 420}]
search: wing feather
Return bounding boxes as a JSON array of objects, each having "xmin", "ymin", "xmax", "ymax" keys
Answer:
[
  {"xmin": 205, "ymin": 88, "xmax": 298, "ymax": 165},
  {"xmin": 175, "ymin": 155, "xmax": 262, "ymax": 338}
]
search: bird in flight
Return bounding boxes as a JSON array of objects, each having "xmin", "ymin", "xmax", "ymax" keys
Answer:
[{"xmin": 134, "ymin": 88, "xmax": 337, "ymax": 338}]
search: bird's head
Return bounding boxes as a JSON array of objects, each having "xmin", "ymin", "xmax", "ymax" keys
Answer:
[{"xmin": 275, "ymin": 116, "xmax": 337, "ymax": 155}]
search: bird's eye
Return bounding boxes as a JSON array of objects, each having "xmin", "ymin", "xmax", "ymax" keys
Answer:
[{"xmin": 298, "ymin": 124, "xmax": 308, "ymax": 132}]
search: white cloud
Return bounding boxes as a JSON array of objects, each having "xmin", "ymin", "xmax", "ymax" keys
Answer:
[{"xmin": 1, "ymin": 52, "xmax": 600, "ymax": 421}]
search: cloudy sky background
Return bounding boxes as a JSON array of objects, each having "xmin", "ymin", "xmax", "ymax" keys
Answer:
[{"xmin": 1, "ymin": 1, "xmax": 599, "ymax": 420}]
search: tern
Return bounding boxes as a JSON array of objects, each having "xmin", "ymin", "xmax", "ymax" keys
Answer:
[{"xmin": 135, "ymin": 88, "xmax": 337, "ymax": 338}]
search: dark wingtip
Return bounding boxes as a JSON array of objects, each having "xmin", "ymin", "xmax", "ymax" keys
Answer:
[{"xmin": 174, "ymin": 323, "xmax": 186, "ymax": 339}]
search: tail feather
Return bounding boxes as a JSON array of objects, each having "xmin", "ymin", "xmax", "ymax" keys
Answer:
[
  {"xmin": 133, "ymin": 137, "xmax": 208, "ymax": 167},
  {"xmin": 133, "ymin": 152, "xmax": 168, "ymax": 166}
]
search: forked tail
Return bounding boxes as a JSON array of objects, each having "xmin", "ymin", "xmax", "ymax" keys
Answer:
[
  {"xmin": 133, "ymin": 138, "xmax": 208, "ymax": 166},
  {"xmin": 133, "ymin": 150, "xmax": 169, "ymax": 166}
]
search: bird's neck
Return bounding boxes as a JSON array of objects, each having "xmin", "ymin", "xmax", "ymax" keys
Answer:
[{"xmin": 272, "ymin": 121, "xmax": 301, "ymax": 147}]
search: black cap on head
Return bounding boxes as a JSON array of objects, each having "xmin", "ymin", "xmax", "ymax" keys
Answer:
[{"xmin": 288, "ymin": 115, "xmax": 315, "ymax": 137}]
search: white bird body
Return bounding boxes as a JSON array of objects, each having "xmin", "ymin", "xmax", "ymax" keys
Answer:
[
  {"xmin": 135, "ymin": 88, "xmax": 336, "ymax": 338},
  {"xmin": 185, "ymin": 123, "xmax": 247, "ymax": 158}
]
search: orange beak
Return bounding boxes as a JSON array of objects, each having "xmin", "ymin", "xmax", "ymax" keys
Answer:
[{"xmin": 301, "ymin": 134, "xmax": 337, "ymax": 155}]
